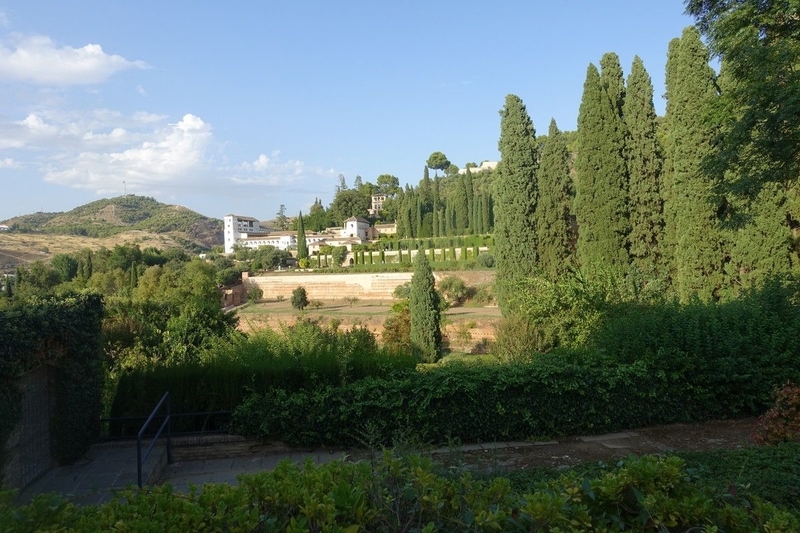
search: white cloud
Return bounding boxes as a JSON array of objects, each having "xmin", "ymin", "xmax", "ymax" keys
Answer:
[
  {"xmin": 0, "ymin": 13, "xmax": 9, "ymax": 27},
  {"xmin": 136, "ymin": 84, "xmax": 147, "ymax": 96},
  {"xmin": 133, "ymin": 111, "xmax": 167, "ymax": 124},
  {"xmin": 44, "ymin": 114, "xmax": 212, "ymax": 192},
  {"xmin": 224, "ymin": 150, "xmax": 315, "ymax": 186},
  {"xmin": 0, "ymin": 157, "xmax": 19, "ymax": 168},
  {"xmin": 0, "ymin": 34, "xmax": 148, "ymax": 85}
]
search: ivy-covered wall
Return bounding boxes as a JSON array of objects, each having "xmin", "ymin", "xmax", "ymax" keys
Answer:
[{"xmin": 0, "ymin": 293, "xmax": 104, "ymax": 485}]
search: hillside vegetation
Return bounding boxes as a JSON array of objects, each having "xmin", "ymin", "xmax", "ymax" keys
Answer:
[{"xmin": 0, "ymin": 195, "xmax": 223, "ymax": 272}]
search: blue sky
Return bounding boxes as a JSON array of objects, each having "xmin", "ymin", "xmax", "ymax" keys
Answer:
[{"xmin": 0, "ymin": 1, "xmax": 696, "ymax": 223}]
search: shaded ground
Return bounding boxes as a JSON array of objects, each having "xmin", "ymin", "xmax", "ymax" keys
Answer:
[{"xmin": 447, "ymin": 418, "xmax": 758, "ymax": 472}]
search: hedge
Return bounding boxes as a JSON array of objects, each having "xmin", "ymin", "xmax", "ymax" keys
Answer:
[
  {"xmin": 230, "ymin": 348, "xmax": 800, "ymax": 448},
  {"xmin": 1, "ymin": 453, "xmax": 796, "ymax": 531},
  {"xmin": 0, "ymin": 293, "xmax": 104, "ymax": 482}
]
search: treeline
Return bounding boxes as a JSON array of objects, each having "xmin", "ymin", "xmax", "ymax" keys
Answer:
[{"xmin": 494, "ymin": 26, "xmax": 800, "ymax": 311}]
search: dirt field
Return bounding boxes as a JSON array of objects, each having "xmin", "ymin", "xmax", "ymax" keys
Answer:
[
  {"xmin": 0, "ymin": 231, "xmax": 186, "ymax": 273},
  {"xmin": 236, "ymin": 298, "xmax": 502, "ymax": 353}
]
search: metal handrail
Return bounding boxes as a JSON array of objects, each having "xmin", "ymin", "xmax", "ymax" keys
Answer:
[{"xmin": 136, "ymin": 391, "xmax": 172, "ymax": 488}]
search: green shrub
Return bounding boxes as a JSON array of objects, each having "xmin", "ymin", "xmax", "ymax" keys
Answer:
[
  {"xmin": 0, "ymin": 293, "xmax": 104, "ymax": 475},
  {"xmin": 754, "ymin": 382, "xmax": 800, "ymax": 445},
  {"xmin": 290, "ymin": 286, "xmax": 308, "ymax": 310},
  {"xmin": 108, "ymin": 319, "xmax": 416, "ymax": 432},
  {"xmin": 1, "ymin": 454, "xmax": 796, "ymax": 531}
]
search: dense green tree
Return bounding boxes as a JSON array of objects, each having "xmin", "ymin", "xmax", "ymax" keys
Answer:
[
  {"xmin": 376, "ymin": 174, "xmax": 400, "ymax": 196},
  {"xmin": 661, "ymin": 37, "xmax": 682, "ymax": 277},
  {"xmin": 329, "ymin": 189, "xmax": 370, "ymax": 223},
  {"xmin": 685, "ymin": 0, "xmax": 800, "ymax": 190},
  {"xmin": 494, "ymin": 94, "xmax": 540, "ymax": 313},
  {"xmin": 51, "ymin": 253, "xmax": 79, "ymax": 282},
  {"xmin": 275, "ymin": 204, "xmax": 289, "ymax": 230},
  {"xmin": 296, "ymin": 211, "xmax": 308, "ymax": 262},
  {"xmin": 426, "ymin": 152, "xmax": 450, "ymax": 176},
  {"xmin": 452, "ymin": 172, "xmax": 470, "ymax": 234},
  {"xmin": 305, "ymin": 198, "xmax": 333, "ymax": 232},
  {"xmin": 575, "ymin": 59, "xmax": 630, "ymax": 279},
  {"xmin": 409, "ymin": 250, "xmax": 441, "ymax": 362},
  {"xmin": 3, "ymin": 275, "xmax": 12, "ymax": 299},
  {"xmin": 624, "ymin": 56, "xmax": 665, "ymax": 278},
  {"xmin": 291, "ymin": 286, "xmax": 309, "ymax": 310},
  {"xmin": 667, "ymin": 27, "xmax": 725, "ymax": 302},
  {"xmin": 535, "ymin": 119, "xmax": 575, "ymax": 278}
]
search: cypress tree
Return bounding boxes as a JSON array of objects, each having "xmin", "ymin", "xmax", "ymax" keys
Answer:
[
  {"xmin": 4, "ymin": 275, "xmax": 12, "ymax": 299},
  {"xmin": 668, "ymin": 26, "xmax": 725, "ymax": 302},
  {"xmin": 575, "ymin": 59, "xmax": 630, "ymax": 280},
  {"xmin": 494, "ymin": 94, "xmax": 539, "ymax": 313},
  {"xmin": 296, "ymin": 211, "xmax": 308, "ymax": 261},
  {"xmin": 535, "ymin": 119, "xmax": 574, "ymax": 278},
  {"xmin": 464, "ymin": 169, "xmax": 475, "ymax": 232},
  {"xmin": 432, "ymin": 176, "xmax": 441, "ymax": 237},
  {"xmin": 661, "ymin": 37, "xmax": 681, "ymax": 280},
  {"xmin": 452, "ymin": 173, "xmax": 470, "ymax": 234},
  {"xmin": 409, "ymin": 249, "xmax": 441, "ymax": 362},
  {"xmin": 624, "ymin": 56, "xmax": 665, "ymax": 278}
]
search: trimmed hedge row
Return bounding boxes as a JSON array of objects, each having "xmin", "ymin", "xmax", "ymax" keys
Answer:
[
  {"xmin": 231, "ymin": 350, "xmax": 800, "ymax": 448},
  {"xmin": 109, "ymin": 323, "xmax": 417, "ymax": 434},
  {"xmin": 0, "ymin": 293, "xmax": 104, "ymax": 480},
  {"xmin": 2, "ymin": 453, "xmax": 797, "ymax": 531}
]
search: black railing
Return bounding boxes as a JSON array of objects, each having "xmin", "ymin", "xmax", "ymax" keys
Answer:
[
  {"xmin": 137, "ymin": 392, "xmax": 172, "ymax": 488},
  {"xmin": 100, "ymin": 410, "xmax": 232, "ymax": 441}
]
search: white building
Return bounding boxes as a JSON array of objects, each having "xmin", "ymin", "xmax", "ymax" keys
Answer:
[
  {"xmin": 340, "ymin": 216, "xmax": 371, "ymax": 240},
  {"xmin": 223, "ymin": 214, "xmax": 271, "ymax": 253},
  {"xmin": 458, "ymin": 161, "xmax": 498, "ymax": 175}
]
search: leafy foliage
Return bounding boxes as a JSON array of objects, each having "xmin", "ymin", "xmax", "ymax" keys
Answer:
[
  {"xmin": 409, "ymin": 251, "xmax": 441, "ymax": 362},
  {"xmin": 754, "ymin": 382, "xmax": 800, "ymax": 445},
  {"xmin": 291, "ymin": 286, "xmax": 309, "ymax": 310},
  {"xmin": 3, "ymin": 453, "xmax": 797, "ymax": 531},
  {"xmin": 494, "ymin": 94, "xmax": 540, "ymax": 312},
  {"xmin": 0, "ymin": 293, "xmax": 104, "ymax": 477}
]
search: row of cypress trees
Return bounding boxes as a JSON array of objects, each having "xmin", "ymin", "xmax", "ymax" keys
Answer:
[{"xmin": 495, "ymin": 26, "xmax": 800, "ymax": 313}]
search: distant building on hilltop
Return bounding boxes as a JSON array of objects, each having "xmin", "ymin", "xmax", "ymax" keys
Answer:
[
  {"xmin": 223, "ymin": 213, "xmax": 396, "ymax": 255},
  {"xmin": 223, "ymin": 214, "xmax": 272, "ymax": 253},
  {"xmin": 458, "ymin": 161, "xmax": 498, "ymax": 175}
]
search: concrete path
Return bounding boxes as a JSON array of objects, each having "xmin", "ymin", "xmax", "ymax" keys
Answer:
[{"xmin": 13, "ymin": 419, "xmax": 755, "ymax": 507}]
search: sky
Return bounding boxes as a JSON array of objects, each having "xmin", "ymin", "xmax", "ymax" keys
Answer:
[{"xmin": 0, "ymin": 1, "xmax": 698, "ymax": 223}]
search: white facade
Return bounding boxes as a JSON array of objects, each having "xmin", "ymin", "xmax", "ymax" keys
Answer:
[
  {"xmin": 458, "ymin": 161, "xmax": 498, "ymax": 175},
  {"xmin": 340, "ymin": 217, "xmax": 370, "ymax": 240},
  {"xmin": 223, "ymin": 214, "xmax": 270, "ymax": 253}
]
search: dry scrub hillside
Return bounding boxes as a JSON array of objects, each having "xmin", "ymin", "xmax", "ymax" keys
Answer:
[{"xmin": 0, "ymin": 231, "xmax": 190, "ymax": 274}]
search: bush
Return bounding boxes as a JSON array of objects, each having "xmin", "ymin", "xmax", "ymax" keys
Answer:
[
  {"xmin": 476, "ymin": 253, "xmax": 495, "ymax": 268},
  {"xmin": 754, "ymin": 382, "xmax": 800, "ymax": 445},
  {"xmin": 246, "ymin": 287, "xmax": 263, "ymax": 303},
  {"xmin": 291, "ymin": 286, "xmax": 308, "ymax": 310},
  {"xmin": 438, "ymin": 275, "xmax": 468, "ymax": 305},
  {"xmin": 6, "ymin": 453, "xmax": 795, "ymax": 531}
]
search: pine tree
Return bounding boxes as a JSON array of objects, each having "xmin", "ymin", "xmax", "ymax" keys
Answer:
[
  {"xmin": 575, "ymin": 59, "xmax": 630, "ymax": 280},
  {"xmin": 409, "ymin": 249, "xmax": 441, "ymax": 362},
  {"xmin": 494, "ymin": 94, "xmax": 540, "ymax": 313},
  {"xmin": 296, "ymin": 211, "xmax": 308, "ymax": 261},
  {"xmin": 624, "ymin": 56, "xmax": 665, "ymax": 278},
  {"xmin": 535, "ymin": 119, "xmax": 574, "ymax": 278},
  {"xmin": 668, "ymin": 27, "xmax": 726, "ymax": 302}
]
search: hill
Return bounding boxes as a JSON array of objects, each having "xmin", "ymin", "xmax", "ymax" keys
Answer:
[{"xmin": 0, "ymin": 195, "xmax": 223, "ymax": 273}]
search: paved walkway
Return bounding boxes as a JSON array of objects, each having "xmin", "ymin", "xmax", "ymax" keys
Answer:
[{"xmin": 14, "ymin": 420, "xmax": 755, "ymax": 507}]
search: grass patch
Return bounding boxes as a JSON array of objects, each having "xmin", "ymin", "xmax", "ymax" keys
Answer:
[{"xmin": 479, "ymin": 443, "xmax": 800, "ymax": 511}]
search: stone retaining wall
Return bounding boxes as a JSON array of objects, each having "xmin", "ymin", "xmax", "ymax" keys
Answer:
[{"xmin": 243, "ymin": 272, "xmax": 414, "ymax": 300}]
